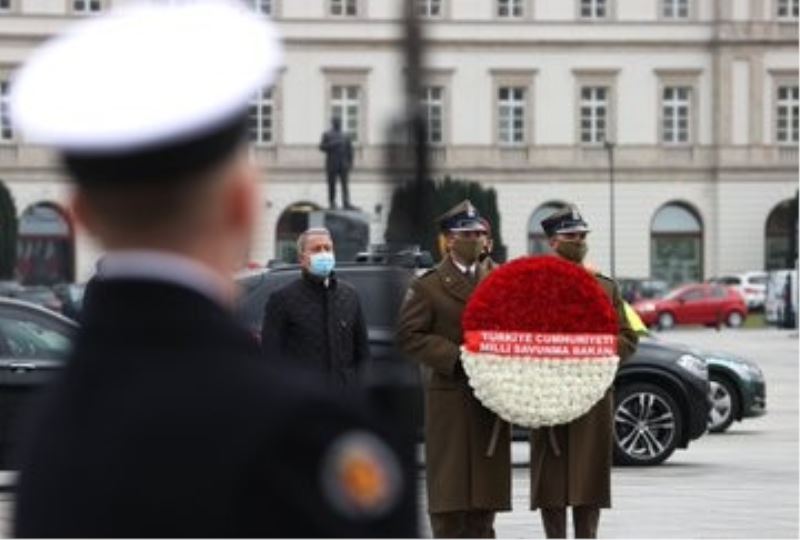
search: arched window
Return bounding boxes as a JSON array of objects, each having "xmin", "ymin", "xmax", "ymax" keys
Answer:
[
  {"xmin": 650, "ymin": 202, "xmax": 703, "ymax": 285},
  {"xmin": 527, "ymin": 201, "xmax": 568, "ymax": 255},
  {"xmin": 274, "ymin": 202, "xmax": 322, "ymax": 263},
  {"xmin": 17, "ymin": 202, "xmax": 74, "ymax": 285},
  {"xmin": 765, "ymin": 198, "xmax": 798, "ymax": 270}
]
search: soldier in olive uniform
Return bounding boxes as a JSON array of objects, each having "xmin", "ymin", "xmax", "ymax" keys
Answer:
[
  {"xmin": 397, "ymin": 201, "xmax": 511, "ymax": 538},
  {"xmin": 530, "ymin": 205, "xmax": 638, "ymax": 539}
]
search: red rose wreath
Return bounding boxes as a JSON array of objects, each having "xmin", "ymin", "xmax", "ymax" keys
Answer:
[{"xmin": 461, "ymin": 256, "xmax": 620, "ymax": 428}]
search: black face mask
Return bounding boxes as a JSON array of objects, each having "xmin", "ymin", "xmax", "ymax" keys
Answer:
[
  {"xmin": 555, "ymin": 240, "xmax": 588, "ymax": 264},
  {"xmin": 452, "ymin": 237, "xmax": 483, "ymax": 265}
]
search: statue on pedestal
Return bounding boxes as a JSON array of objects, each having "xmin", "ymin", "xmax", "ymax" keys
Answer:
[{"xmin": 319, "ymin": 118, "xmax": 355, "ymax": 210}]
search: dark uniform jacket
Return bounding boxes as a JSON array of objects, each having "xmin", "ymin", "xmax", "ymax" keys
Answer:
[
  {"xmin": 397, "ymin": 257, "xmax": 511, "ymax": 514},
  {"xmin": 260, "ymin": 272, "xmax": 369, "ymax": 388},
  {"xmin": 529, "ymin": 271, "xmax": 639, "ymax": 510},
  {"xmin": 14, "ymin": 279, "xmax": 410, "ymax": 538}
]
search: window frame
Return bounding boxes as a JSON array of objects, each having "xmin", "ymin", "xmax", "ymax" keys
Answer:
[
  {"xmin": 659, "ymin": 0, "xmax": 694, "ymax": 21},
  {"xmin": 773, "ymin": 77, "xmax": 799, "ymax": 146},
  {"xmin": 248, "ymin": 85, "xmax": 278, "ymax": 146},
  {"xmin": 495, "ymin": 0, "xmax": 531, "ymax": 20},
  {"xmin": 656, "ymin": 69, "xmax": 701, "ymax": 147},
  {"xmin": 248, "ymin": 0, "xmax": 277, "ymax": 18},
  {"xmin": 776, "ymin": 0, "xmax": 799, "ymax": 20},
  {"xmin": 0, "ymin": 68, "xmax": 15, "ymax": 144},
  {"xmin": 491, "ymin": 69, "xmax": 536, "ymax": 148},
  {"xmin": 578, "ymin": 0, "xmax": 614, "ymax": 20},
  {"xmin": 0, "ymin": 0, "xmax": 18, "ymax": 14},
  {"xmin": 420, "ymin": 86, "xmax": 446, "ymax": 145},
  {"xmin": 71, "ymin": 0, "xmax": 106, "ymax": 15},
  {"xmin": 322, "ymin": 68, "xmax": 370, "ymax": 146},
  {"xmin": 328, "ymin": 0, "xmax": 363, "ymax": 18},
  {"xmin": 417, "ymin": 0, "xmax": 446, "ymax": 19},
  {"xmin": 573, "ymin": 69, "xmax": 618, "ymax": 147}
]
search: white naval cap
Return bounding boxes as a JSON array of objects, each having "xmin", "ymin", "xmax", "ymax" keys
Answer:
[{"xmin": 10, "ymin": 0, "xmax": 282, "ymax": 184}]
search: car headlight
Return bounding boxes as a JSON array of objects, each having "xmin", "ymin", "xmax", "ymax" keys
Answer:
[
  {"xmin": 677, "ymin": 354, "xmax": 708, "ymax": 380},
  {"xmin": 639, "ymin": 303, "xmax": 656, "ymax": 312},
  {"xmin": 747, "ymin": 364, "xmax": 764, "ymax": 379},
  {"xmin": 742, "ymin": 362, "xmax": 764, "ymax": 380}
]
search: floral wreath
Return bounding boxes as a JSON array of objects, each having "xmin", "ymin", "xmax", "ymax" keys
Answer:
[{"xmin": 461, "ymin": 256, "xmax": 620, "ymax": 428}]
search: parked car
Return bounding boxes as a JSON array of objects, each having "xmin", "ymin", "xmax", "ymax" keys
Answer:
[
  {"xmin": 703, "ymin": 348, "xmax": 767, "ymax": 433},
  {"xmin": 633, "ymin": 283, "xmax": 747, "ymax": 330},
  {"xmin": 0, "ymin": 283, "xmax": 63, "ymax": 314},
  {"xmin": 0, "ymin": 297, "xmax": 77, "ymax": 467},
  {"xmin": 617, "ymin": 277, "xmax": 669, "ymax": 304},
  {"xmin": 236, "ymin": 261, "xmax": 710, "ymax": 467},
  {"xmin": 708, "ymin": 272, "xmax": 768, "ymax": 311},
  {"xmin": 625, "ymin": 304, "xmax": 766, "ymax": 434},
  {"xmin": 764, "ymin": 268, "xmax": 798, "ymax": 327}
]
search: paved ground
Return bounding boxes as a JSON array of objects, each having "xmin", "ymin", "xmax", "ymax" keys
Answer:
[{"xmin": 0, "ymin": 328, "xmax": 796, "ymax": 538}]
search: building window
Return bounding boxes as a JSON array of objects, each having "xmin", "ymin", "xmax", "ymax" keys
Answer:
[
  {"xmin": 417, "ymin": 0, "xmax": 442, "ymax": 17},
  {"xmin": 765, "ymin": 199, "xmax": 797, "ymax": 270},
  {"xmin": 421, "ymin": 86, "xmax": 444, "ymax": 144},
  {"xmin": 580, "ymin": 0, "xmax": 607, "ymax": 19},
  {"xmin": 497, "ymin": 87, "xmax": 525, "ymax": 145},
  {"xmin": 0, "ymin": 80, "xmax": 12, "ymax": 141},
  {"xmin": 497, "ymin": 0, "xmax": 523, "ymax": 18},
  {"xmin": 330, "ymin": 0, "xmax": 357, "ymax": 16},
  {"xmin": 73, "ymin": 0, "xmax": 102, "ymax": 13},
  {"xmin": 776, "ymin": 85, "xmax": 799, "ymax": 144},
  {"xmin": 17, "ymin": 203, "xmax": 75, "ymax": 286},
  {"xmin": 331, "ymin": 85, "xmax": 360, "ymax": 143},
  {"xmin": 0, "ymin": 0, "xmax": 11, "ymax": 13},
  {"xmin": 777, "ymin": 0, "xmax": 799, "ymax": 19},
  {"xmin": 662, "ymin": 0, "xmax": 689, "ymax": 18},
  {"xmin": 662, "ymin": 86, "xmax": 691, "ymax": 144},
  {"xmin": 580, "ymin": 86, "xmax": 608, "ymax": 144},
  {"xmin": 248, "ymin": 87, "xmax": 274, "ymax": 145},
  {"xmin": 651, "ymin": 202, "xmax": 703, "ymax": 286},
  {"xmin": 248, "ymin": 0, "xmax": 272, "ymax": 15}
]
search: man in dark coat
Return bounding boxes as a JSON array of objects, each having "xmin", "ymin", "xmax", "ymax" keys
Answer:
[
  {"xmin": 10, "ymin": 3, "xmax": 411, "ymax": 537},
  {"xmin": 530, "ymin": 205, "xmax": 638, "ymax": 539},
  {"xmin": 261, "ymin": 227, "xmax": 370, "ymax": 388},
  {"xmin": 319, "ymin": 117, "xmax": 355, "ymax": 209},
  {"xmin": 397, "ymin": 200, "xmax": 511, "ymax": 538}
]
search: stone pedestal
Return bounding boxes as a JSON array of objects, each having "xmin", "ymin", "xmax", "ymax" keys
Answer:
[{"xmin": 309, "ymin": 209, "xmax": 370, "ymax": 262}]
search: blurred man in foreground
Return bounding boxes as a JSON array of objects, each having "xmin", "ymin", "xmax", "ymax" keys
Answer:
[{"xmin": 10, "ymin": 1, "xmax": 410, "ymax": 536}]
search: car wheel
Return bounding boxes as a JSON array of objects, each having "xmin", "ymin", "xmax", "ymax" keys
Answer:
[
  {"xmin": 614, "ymin": 383, "xmax": 683, "ymax": 466},
  {"xmin": 708, "ymin": 374, "xmax": 740, "ymax": 433},
  {"xmin": 657, "ymin": 312, "xmax": 675, "ymax": 330},
  {"xmin": 726, "ymin": 311, "xmax": 744, "ymax": 328}
]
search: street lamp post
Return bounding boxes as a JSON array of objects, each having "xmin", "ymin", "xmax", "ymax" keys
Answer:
[{"xmin": 604, "ymin": 140, "xmax": 616, "ymax": 279}]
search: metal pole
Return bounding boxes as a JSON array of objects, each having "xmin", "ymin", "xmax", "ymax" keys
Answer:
[{"xmin": 605, "ymin": 140, "xmax": 616, "ymax": 278}]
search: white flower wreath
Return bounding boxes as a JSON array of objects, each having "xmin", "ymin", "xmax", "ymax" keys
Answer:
[{"xmin": 461, "ymin": 348, "xmax": 619, "ymax": 428}]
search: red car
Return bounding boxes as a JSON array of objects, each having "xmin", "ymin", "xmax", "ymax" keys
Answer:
[{"xmin": 633, "ymin": 283, "xmax": 747, "ymax": 329}]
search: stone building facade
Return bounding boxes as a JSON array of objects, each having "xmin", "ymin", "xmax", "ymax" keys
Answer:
[{"xmin": 0, "ymin": 0, "xmax": 797, "ymax": 284}]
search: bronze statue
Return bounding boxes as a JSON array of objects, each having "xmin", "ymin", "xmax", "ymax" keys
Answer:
[{"xmin": 319, "ymin": 118, "xmax": 355, "ymax": 210}]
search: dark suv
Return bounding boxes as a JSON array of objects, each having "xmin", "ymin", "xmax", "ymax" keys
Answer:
[{"xmin": 236, "ymin": 262, "xmax": 710, "ymax": 466}]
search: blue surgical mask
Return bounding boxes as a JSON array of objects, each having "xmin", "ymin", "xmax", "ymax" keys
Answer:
[{"xmin": 309, "ymin": 252, "xmax": 335, "ymax": 277}]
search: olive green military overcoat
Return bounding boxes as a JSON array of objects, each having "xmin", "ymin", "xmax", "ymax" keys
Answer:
[
  {"xmin": 397, "ymin": 257, "xmax": 512, "ymax": 514},
  {"xmin": 529, "ymin": 271, "xmax": 639, "ymax": 510}
]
